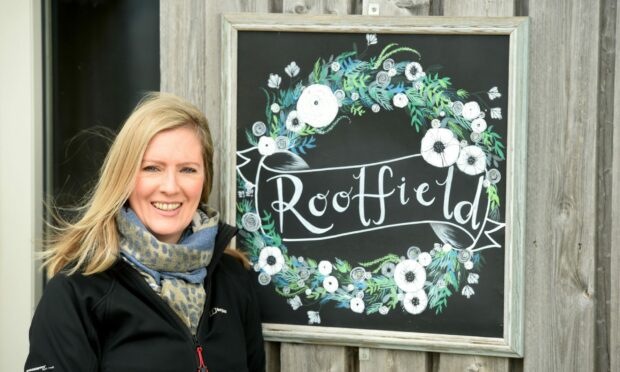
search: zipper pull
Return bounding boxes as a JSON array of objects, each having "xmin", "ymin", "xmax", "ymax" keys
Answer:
[{"xmin": 196, "ymin": 345, "xmax": 208, "ymax": 372}]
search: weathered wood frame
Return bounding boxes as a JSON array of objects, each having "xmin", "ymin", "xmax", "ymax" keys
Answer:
[{"xmin": 220, "ymin": 13, "xmax": 528, "ymax": 358}]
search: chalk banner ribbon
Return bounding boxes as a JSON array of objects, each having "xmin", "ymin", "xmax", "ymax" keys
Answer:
[{"xmin": 238, "ymin": 150, "xmax": 504, "ymax": 252}]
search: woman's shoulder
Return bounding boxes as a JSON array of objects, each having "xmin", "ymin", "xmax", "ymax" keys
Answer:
[{"xmin": 45, "ymin": 264, "xmax": 118, "ymax": 308}]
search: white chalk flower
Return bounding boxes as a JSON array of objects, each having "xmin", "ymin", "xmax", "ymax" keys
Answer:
[
  {"xmin": 471, "ymin": 118, "xmax": 487, "ymax": 133},
  {"xmin": 394, "ymin": 259, "xmax": 426, "ymax": 293},
  {"xmin": 464, "ymin": 261, "xmax": 474, "ymax": 270},
  {"xmin": 241, "ymin": 212, "xmax": 260, "ymax": 232},
  {"xmin": 257, "ymin": 136, "xmax": 276, "ymax": 156},
  {"xmin": 334, "ymin": 89, "xmax": 346, "ymax": 103},
  {"xmin": 402, "ymin": 289, "xmax": 428, "ymax": 314},
  {"xmin": 490, "ymin": 107, "xmax": 502, "ymax": 119},
  {"xmin": 296, "ymin": 84, "xmax": 339, "ymax": 128},
  {"xmin": 287, "ymin": 295, "xmax": 302, "ymax": 310},
  {"xmin": 375, "ymin": 71, "xmax": 391, "ymax": 87},
  {"xmin": 381, "ymin": 262, "xmax": 396, "ymax": 277},
  {"xmin": 487, "ymin": 169, "xmax": 501, "ymax": 184},
  {"xmin": 275, "ymin": 136, "xmax": 289, "ymax": 151},
  {"xmin": 258, "ymin": 246, "xmax": 284, "ymax": 275},
  {"xmin": 318, "ymin": 260, "xmax": 333, "ymax": 276},
  {"xmin": 417, "ymin": 252, "xmax": 432, "ymax": 267},
  {"xmin": 371, "ymin": 104, "xmax": 381, "ymax": 113},
  {"xmin": 405, "ymin": 62, "xmax": 424, "ymax": 81},
  {"xmin": 462, "ymin": 101, "xmax": 481, "ymax": 121},
  {"xmin": 307, "ymin": 311, "xmax": 321, "ymax": 325},
  {"xmin": 267, "ymin": 73, "xmax": 282, "ymax": 89},
  {"xmin": 331, "ymin": 61, "xmax": 341, "ymax": 72},
  {"xmin": 487, "ymin": 86, "xmax": 501, "ymax": 100},
  {"xmin": 467, "ymin": 273, "xmax": 479, "ymax": 284},
  {"xmin": 350, "ymin": 267, "xmax": 366, "ymax": 282},
  {"xmin": 393, "ymin": 93, "xmax": 409, "ymax": 108},
  {"xmin": 382, "ymin": 58, "xmax": 395, "ymax": 70},
  {"xmin": 285, "ymin": 110, "xmax": 305, "ymax": 133},
  {"xmin": 451, "ymin": 101, "xmax": 464, "ymax": 116},
  {"xmin": 366, "ymin": 33, "xmax": 377, "ymax": 46},
  {"xmin": 350, "ymin": 297, "xmax": 365, "ymax": 313},
  {"xmin": 462, "ymin": 285, "xmax": 475, "ymax": 298},
  {"xmin": 420, "ymin": 128, "xmax": 460, "ymax": 168},
  {"xmin": 284, "ymin": 61, "xmax": 300, "ymax": 77},
  {"xmin": 457, "ymin": 249, "xmax": 473, "ymax": 263},
  {"xmin": 323, "ymin": 276, "xmax": 339, "ymax": 293},
  {"xmin": 270, "ymin": 103, "xmax": 280, "ymax": 113},
  {"xmin": 457, "ymin": 145, "xmax": 486, "ymax": 176},
  {"xmin": 252, "ymin": 121, "xmax": 267, "ymax": 136},
  {"xmin": 257, "ymin": 272, "xmax": 271, "ymax": 285}
]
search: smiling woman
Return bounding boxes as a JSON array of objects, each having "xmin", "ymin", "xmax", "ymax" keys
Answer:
[{"xmin": 25, "ymin": 93, "xmax": 266, "ymax": 372}]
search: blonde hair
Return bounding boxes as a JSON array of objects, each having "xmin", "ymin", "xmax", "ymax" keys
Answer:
[{"xmin": 44, "ymin": 92, "xmax": 221, "ymax": 276}]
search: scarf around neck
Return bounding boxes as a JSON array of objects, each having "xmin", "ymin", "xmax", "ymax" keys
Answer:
[{"xmin": 116, "ymin": 205, "xmax": 219, "ymax": 334}]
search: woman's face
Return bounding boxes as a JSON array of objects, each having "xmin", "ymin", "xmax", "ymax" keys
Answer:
[{"xmin": 128, "ymin": 126, "xmax": 205, "ymax": 244}]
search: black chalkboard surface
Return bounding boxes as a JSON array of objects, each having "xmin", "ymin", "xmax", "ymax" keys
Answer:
[{"xmin": 224, "ymin": 15, "xmax": 527, "ymax": 355}]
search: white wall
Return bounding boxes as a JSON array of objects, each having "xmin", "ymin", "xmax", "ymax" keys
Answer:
[{"xmin": 0, "ymin": 0, "xmax": 43, "ymax": 369}]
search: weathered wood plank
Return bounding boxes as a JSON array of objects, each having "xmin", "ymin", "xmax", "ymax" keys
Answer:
[
  {"xmin": 442, "ymin": 0, "xmax": 512, "ymax": 17},
  {"xmin": 160, "ymin": 0, "xmax": 208, "ymax": 116},
  {"xmin": 523, "ymin": 0, "xmax": 600, "ymax": 371},
  {"xmin": 264, "ymin": 341, "xmax": 281, "ymax": 372},
  {"xmin": 280, "ymin": 343, "xmax": 354, "ymax": 372},
  {"xmin": 283, "ymin": 0, "xmax": 352, "ymax": 15},
  {"xmin": 610, "ymin": 2, "xmax": 620, "ymax": 371},
  {"xmin": 160, "ymin": 0, "xmax": 270, "ymax": 209},
  {"xmin": 597, "ymin": 1, "xmax": 616, "ymax": 371},
  {"xmin": 359, "ymin": 348, "xmax": 430, "ymax": 372},
  {"xmin": 434, "ymin": 353, "xmax": 509, "ymax": 372},
  {"xmin": 361, "ymin": 0, "xmax": 430, "ymax": 16}
]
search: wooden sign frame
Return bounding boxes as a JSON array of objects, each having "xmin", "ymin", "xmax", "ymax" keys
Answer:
[{"xmin": 221, "ymin": 13, "xmax": 528, "ymax": 357}]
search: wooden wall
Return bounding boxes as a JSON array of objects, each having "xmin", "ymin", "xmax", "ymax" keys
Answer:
[{"xmin": 160, "ymin": 0, "xmax": 619, "ymax": 370}]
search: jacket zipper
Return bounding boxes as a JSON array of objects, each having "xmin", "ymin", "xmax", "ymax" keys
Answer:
[{"xmin": 195, "ymin": 339, "xmax": 208, "ymax": 372}]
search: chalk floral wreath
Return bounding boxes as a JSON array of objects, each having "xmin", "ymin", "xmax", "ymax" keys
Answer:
[{"xmin": 236, "ymin": 34, "xmax": 506, "ymax": 323}]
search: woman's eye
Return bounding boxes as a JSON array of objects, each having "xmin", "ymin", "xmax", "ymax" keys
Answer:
[
  {"xmin": 143, "ymin": 165, "xmax": 159, "ymax": 172},
  {"xmin": 181, "ymin": 167, "xmax": 198, "ymax": 174}
]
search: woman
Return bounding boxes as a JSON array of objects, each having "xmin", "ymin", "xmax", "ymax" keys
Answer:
[{"xmin": 25, "ymin": 93, "xmax": 265, "ymax": 372}]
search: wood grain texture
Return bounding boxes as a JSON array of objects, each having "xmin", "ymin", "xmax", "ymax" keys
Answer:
[
  {"xmin": 265, "ymin": 341, "xmax": 281, "ymax": 372},
  {"xmin": 611, "ymin": 2, "xmax": 620, "ymax": 371},
  {"xmin": 359, "ymin": 348, "xmax": 430, "ymax": 372},
  {"xmin": 434, "ymin": 353, "xmax": 509, "ymax": 372},
  {"xmin": 524, "ymin": 0, "xmax": 600, "ymax": 371},
  {"xmin": 283, "ymin": 0, "xmax": 352, "ymax": 15},
  {"xmin": 442, "ymin": 0, "xmax": 513, "ymax": 17},
  {"xmin": 280, "ymin": 343, "xmax": 354, "ymax": 372},
  {"xmin": 361, "ymin": 0, "xmax": 430, "ymax": 16},
  {"xmin": 597, "ymin": 1, "xmax": 617, "ymax": 371},
  {"xmin": 160, "ymin": 0, "xmax": 207, "ymax": 114}
]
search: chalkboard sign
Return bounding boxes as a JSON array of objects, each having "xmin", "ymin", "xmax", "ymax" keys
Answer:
[{"xmin": 221, "ymin": 14, "xmax": 528, "ymax": 357}]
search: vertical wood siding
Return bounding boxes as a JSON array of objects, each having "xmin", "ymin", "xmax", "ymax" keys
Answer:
[
  {"xmin": 160, "ymin": 0, "xmax": 618, "ymax": 370},
  {"xmin": 611, "ymin": 5, "xmax": 620, "ymax": 372}
]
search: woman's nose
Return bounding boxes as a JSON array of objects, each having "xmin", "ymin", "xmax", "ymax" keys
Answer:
[{"xmin": 160, "ymin": 170, "xmax": 180, "ymax": 193}]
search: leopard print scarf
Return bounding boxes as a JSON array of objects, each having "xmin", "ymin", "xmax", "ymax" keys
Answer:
[{"xmin": 116, "ymin": 205, "xmax": 219, "ymax": 334}]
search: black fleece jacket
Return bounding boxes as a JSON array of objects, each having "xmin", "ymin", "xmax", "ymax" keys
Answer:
[{"xmin": 25, "ymin": 224, "xmax": 265, "ymax": 372}]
